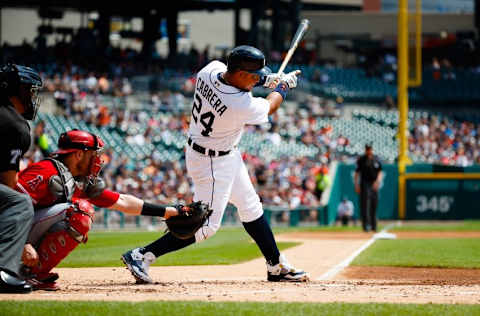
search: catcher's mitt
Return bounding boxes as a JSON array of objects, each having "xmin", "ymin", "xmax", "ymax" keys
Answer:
[{"xmin": 166, "ymin": 201, "xmax": 213, "ymax": 240}]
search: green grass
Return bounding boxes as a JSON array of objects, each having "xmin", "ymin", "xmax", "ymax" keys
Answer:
[
  {"xmin": 60, "ymin": 228, "xmax": 299, "ymax": 268},
  {"xmin": 1, "ymin": 301, "xmax": 480, "ymax": 316},
  {"xmin": 392, "ymin": 220, "xmax": 480, "ymax": 232},
  {"xmin": 352, "ymin": 238, "xmax": 480, "ymax": 268}
]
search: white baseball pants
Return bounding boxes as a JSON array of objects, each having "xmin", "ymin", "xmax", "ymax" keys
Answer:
[{"xmin": 186, "ymin": 146, "xmax": 263, "ymax": 242}]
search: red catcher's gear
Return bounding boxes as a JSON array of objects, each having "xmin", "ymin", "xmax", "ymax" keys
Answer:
[
  {"xmin": 29, "ymin": 199, "xmax": 94, "ymax": 277},
  {"xmin": 51, "ymin": 129, "xmax": 105, "ymax": 177}
]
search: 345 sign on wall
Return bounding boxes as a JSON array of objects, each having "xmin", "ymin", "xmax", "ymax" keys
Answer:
[
  {"xmin": 406, "ymin": 177, "xmax": 480, "ymax": 219},
  {"xmin": 416, "ymin": 195, "xmax": 454, "ymax": 213}
]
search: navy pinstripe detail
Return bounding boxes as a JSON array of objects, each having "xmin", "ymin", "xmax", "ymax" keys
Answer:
[{"xmin": 209, "ymin": 156, "xmax": 215, "ymax": 208}]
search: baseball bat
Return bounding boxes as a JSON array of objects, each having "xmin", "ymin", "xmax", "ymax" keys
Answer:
[{"xmin": 278, "ymin": 19, "xmax": 310, "ymax": 74}]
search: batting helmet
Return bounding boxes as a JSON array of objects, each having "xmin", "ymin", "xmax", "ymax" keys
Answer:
[
  {"xmin": 227, "ymin": 45, "xmax": 271, "ymax": 77},
  {"xmin": 52, "ymin": 129, "xmax": 105, "ymax": 177},
  {"xmin": 0, "ymin": 63, "xmax": 43, "ymax": 120}
]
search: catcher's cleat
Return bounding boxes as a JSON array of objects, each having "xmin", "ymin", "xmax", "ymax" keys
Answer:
[
  {"xmin": 267, "ymin": 254, "xmax": 310, "ymax": 282},
  {"xmin": 121, "ymin": 248, "xmax": 155, "ymax": 284},
  {"xmin": 25, "ymin": 277, "xmax": 59, "ymax": 291},
  {"xmin": 36, "ymin": 272, "xmax": 59, "ymax": 283}
]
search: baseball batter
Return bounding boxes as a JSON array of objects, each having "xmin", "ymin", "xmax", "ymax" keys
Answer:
[{"xmin": 122, "ymin": 45, "xmax": 309, "ymax": 283}]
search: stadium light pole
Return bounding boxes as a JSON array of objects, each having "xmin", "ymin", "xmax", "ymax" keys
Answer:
[{"xmin": 397, "ymin": 0, "xmax": 409, "ymax": 219}]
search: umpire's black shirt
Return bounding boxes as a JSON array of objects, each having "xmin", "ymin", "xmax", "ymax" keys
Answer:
[
  {"xmin": 0, "ymin": 101, "xmax": 31, "ymax": 173},
  {"xmin": 355, "ymin": 154, "xmax": 382, "ymax": 187}
]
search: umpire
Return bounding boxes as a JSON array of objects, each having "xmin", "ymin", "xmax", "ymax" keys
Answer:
[
  {"xmin": 0, "ymin": 64, "xmax": 42, "ymax": 293},
  {"xmin": 354, "ymin": 143, "xmax": 383, "ymax": 232}
]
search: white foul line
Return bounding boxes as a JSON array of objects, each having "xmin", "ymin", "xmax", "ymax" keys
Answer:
[{"xmin": 316, "ymin": 223, "xmax": 397, "ymax": 281}]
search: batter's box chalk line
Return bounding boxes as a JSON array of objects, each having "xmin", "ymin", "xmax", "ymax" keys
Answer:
[{"xmin": 316, "ymin": 222, "xmax": 398, "ymax": 281}]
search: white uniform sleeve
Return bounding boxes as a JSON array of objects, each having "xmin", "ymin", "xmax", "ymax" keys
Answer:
[{"xmin": 241, "ymin": 96, "xmax": 270, "ymax": 125}]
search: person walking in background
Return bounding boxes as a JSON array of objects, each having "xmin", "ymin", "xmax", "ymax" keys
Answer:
[{"xmin": 354, "ymin": 143, "xmax": 383, "ymax": 232}]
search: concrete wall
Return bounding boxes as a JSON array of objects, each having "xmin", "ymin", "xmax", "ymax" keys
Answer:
[
  {"xmin": 302, "ymin": 11, "xmax": 474, "ymax": 38},
  {"xmin": 1, "ymin": 8, "xmax": 249, "ymax": 58},
  {"xmin": 1, "ymin": 8, "xmax": 474, "ymax": 59},
  {"xmin": 1, "ymin": 8, "xmax": 83, "ymax": 45}
]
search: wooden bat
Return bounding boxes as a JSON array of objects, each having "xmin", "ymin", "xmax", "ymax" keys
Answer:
[{"xmin": 278, "ymin": 19, "xmax": 310, "ymax": 74}]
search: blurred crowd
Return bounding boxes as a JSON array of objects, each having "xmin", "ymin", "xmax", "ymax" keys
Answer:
[{"xmin": 410, "ymin": 115, "xmax": 480, "ymax": 167}]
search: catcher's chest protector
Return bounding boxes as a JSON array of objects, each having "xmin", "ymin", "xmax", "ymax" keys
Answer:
[{"xmin": 45, "ymin": 158, "xmax": 76, "ymax": 203}]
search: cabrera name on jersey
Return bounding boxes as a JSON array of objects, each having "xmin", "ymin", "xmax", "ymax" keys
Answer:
[{"xmin": 188, "ymin": 61, "xmax": 270, "ymax": 152}]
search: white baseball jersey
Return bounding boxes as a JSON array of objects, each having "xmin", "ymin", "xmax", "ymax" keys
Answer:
[
  {"xmin": 186, "ymin": 60, "xmax": 271, "ymax": 242},
  {"xmin": 188, "ymin": 61, "xmax": 270, "ymax": 151}
]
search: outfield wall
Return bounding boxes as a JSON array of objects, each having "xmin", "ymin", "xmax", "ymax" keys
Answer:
[
  {"xmin": 327, "ymin": 164, "xmax": 398, "ymax": 224},
  {"xmin": 327, "ymin": 163, "xmax": 480, "ymax": 224}
]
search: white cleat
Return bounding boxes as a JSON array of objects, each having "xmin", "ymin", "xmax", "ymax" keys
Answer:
[
  {"xmin": 267, "ymin": 254, "xmax": 310, "ymax": 282},
  {"xmin": 121, "ymin": 247, "xmax": 156, "ymax": 284}
]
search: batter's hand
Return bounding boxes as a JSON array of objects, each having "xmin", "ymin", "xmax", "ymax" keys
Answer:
[
  {"xmin": 281, "ymin": 70, "xmax": 301, "ymax": 89},
  {"xmin": 22, "ymin": 243, "xmax": 39, "ymax": 267},
  {"xmin": 263, "ymin": 73, "xmax": 282, "ymax": 89}
]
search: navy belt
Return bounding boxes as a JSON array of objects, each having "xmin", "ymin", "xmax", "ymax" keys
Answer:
[{"xmin": 187, "ymin": 138, "xmax": 230, "ymax": 157}]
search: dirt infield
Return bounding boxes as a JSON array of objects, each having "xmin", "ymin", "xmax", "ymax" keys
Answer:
[{"xmin": 1, "ymin": 231, "xmax": 479, "ymax": 304}]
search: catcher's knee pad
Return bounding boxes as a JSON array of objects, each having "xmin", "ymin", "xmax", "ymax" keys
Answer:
[
  {"xmin": 194, "ymin": 223, "xmax": 220, "ymax": 242},
  {"xmin": 68, "ymin": 199, "xmax": 95, "ymax": 241},
  {"xmin": 30, "ymin": 200, "xmax": 94, "ymax": 275}
]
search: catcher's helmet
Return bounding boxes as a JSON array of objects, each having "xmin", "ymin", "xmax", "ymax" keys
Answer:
[
  {"xmin": 0, "ymin": 64, "xmax": 43, "ymax": 120},
  {"xmin": 53, "ymin": 129, "xmax": 104, "ymax": 155},
  {"xmin": 227, "ymin": 45, "xmax": 271, "ymax": 77},
  {"xmin": 52, "ymin": 129, "xmax": 105, "ymax": 177}
]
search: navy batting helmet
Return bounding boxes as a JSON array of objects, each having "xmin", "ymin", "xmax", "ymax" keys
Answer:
[{"xmin": 227, "ymin": 45, "xmax": 271, "ymax": 77}]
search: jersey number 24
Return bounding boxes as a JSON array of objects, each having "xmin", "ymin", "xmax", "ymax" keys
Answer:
[{"xmin": 192, "ymin": 93, "xmax": 215, "ymax": 137}]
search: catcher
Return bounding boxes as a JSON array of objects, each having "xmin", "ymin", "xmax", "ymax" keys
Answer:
[{"xmin": 16, "ymin": 129, "xmax": 189, "ymax": 290}]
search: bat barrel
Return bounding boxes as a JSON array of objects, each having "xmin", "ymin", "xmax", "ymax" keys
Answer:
[{"xmin": 278, "ymin": 19, "xmax": 310, "ymax": 74}]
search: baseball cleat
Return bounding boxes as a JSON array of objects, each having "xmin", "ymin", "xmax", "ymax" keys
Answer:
[
  {"xmin": 18, "ymin": 267, "xmax": 60, "ymax": 291},
  {"xmin": 267, "ymin": 254, "xmax": 310, "ymax": 282},
  {"xmin": 36, "ymin": 272, "xmax": 59, "ymax": 283},
  {"xmin": 0, "ymin": 271, "xmax": 32, "ymax": 293},
  {"xmin": 121, "ymin": 247, "xmax": 155, "ymax": 284},
  {"xmin": 25, "ymin": 277, "xmax": 59, "ymax": 291}
]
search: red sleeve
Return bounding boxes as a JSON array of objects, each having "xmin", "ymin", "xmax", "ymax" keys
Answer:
[
  {"xmin": 85, "ymin": 189, "xmax": 120, "ymax": 208},
  {"xmin": 16, "ymin": 160, "xmax": 58, "ymax": 207}
]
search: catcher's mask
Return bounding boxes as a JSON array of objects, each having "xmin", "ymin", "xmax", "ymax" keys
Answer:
[
  {"xmin": 0, "ymin": 63, "xmax": 43, "ymax": 120},
  {"xmin": 52, "ymin": 129, "xmax": 105, "ymax": 178}
]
